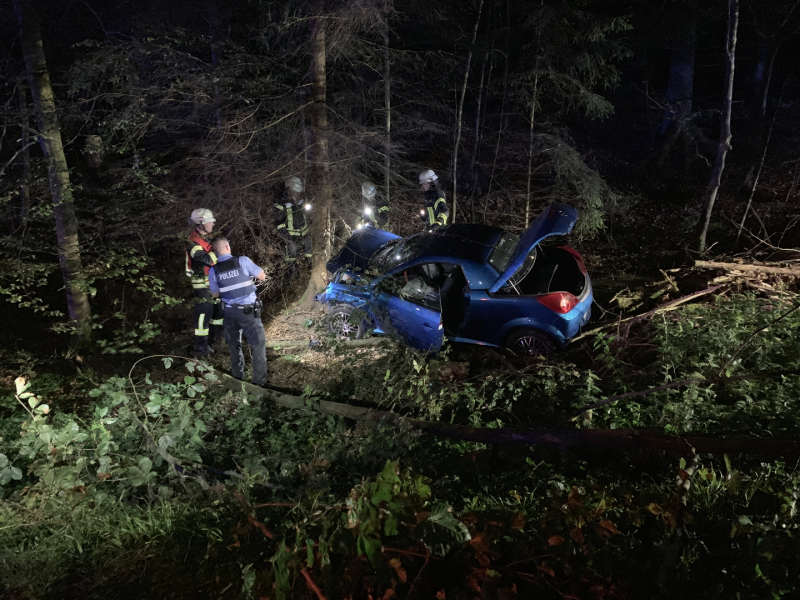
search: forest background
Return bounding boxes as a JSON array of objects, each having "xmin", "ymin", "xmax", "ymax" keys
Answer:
[{"xmin": 1, "ymin": 0, "xmax": 799, "ymax": 598}]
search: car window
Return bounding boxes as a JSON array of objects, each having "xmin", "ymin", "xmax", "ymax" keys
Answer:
[
  {"xmin": 488, "ymin": 231, "xmax": 520, "ymax": 273},
  {"xmin": 378, "ymin": 263, "xmax": 443, "ymax": 311}
]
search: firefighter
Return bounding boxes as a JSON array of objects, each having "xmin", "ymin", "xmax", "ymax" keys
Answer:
[
  {"xmin": 357, "ymin": 181, "xmax": 389, "ymax": 230},
  {"xmin": 275, "ymin": 176, "xmax": 312, "ymax": 263},
  {"xmin": 208, "ymin": 237, "xmax": 267, "ymax": 386},
  {"xmin": 185, "ymin": 208, "xmax": 224, "ymax": 356},
  {"xmin": 418, "ymin": 169, "xmax": 449, "ymax": 229}
]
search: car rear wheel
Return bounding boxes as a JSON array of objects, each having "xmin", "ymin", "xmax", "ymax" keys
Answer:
[
  {"xmin": 504, "ymin": 328, "xmax": 556, "ymax": 357},
  {"xmin": 325, "ymin": 304, "xmax": 367, "ymax": 339}
]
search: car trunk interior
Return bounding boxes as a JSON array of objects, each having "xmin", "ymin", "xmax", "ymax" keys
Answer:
[{"xmin": 501, "ymin": 245, "xmax": 586, "ymax": 296}]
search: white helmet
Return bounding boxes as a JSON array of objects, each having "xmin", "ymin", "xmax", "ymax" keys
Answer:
[
  {"xmin": 418, "ymin": 169, "xmax": 438, "ymax": 185},
  {"xmin": 361, "ymin": 181, "xmax": 376, "ymax": 200},
  {"xmin": 286, "ymin": 176, "xmax": 304, "ymax": 193},
  {"xmin": 189, "ymin": 208, "xmax": 216, "ymax": 225}
]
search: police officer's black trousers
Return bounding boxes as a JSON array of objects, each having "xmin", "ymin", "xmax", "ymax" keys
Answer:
[{"xmin": 222, "ymin": 305, "xmax": 267, "ymax": 386}]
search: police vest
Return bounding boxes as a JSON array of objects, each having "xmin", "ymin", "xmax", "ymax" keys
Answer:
[{"xmin": 213, "ymin": 257, "xmax": 256, "ymax": 302}]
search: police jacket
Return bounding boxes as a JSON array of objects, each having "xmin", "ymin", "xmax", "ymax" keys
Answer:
[
  {"xmin": 185, "ymin": 229, "xmax": 217, "ymax": 291},
  {"xmin": 210, "ymin": 256, "xmax": 257, "ymax": 304},
  {"xmin": 422, "ymin": 188, "xmax": 449, "ymax": 227}
]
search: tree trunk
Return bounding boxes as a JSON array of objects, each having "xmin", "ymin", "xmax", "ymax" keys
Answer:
[
  {"xmin": 697, "ymin": 0, "xmax": 739, "ymax": 253},
  {"xmin": 654, "ymin": 6, "xmax": 697, "ymax": 171},
  {"xmin": 14, "ymin": 0, "xmax": 92, "ymax": 341},
  {"xmin": 301, "ymin": 14, "xmax": 333, "ymax": 306},
  {"xmin": 383, "ymin": 0, "xmax": 391, "ymax": 208},
  {"xmin": 487, "ymin": 0, "xmax": 511, "ymax": 204},
  {"xmin": 17, "ymin": 79, "xmax": 31, "ymax": 230},
  {"xmin": 525, "ymin": 68, "xmax": 540, "ymax": 227},
  {"xmin": 452, "ymin": 0, "xmax": 484, "ymax": 224}
]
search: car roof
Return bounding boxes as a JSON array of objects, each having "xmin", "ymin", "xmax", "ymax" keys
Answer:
[{"xmin": 371, "ymin": 224, "xmax": 502, "ymax": 271}]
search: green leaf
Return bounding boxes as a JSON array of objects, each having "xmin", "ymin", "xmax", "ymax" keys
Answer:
[
  {"xmin": 137, "ymin": 456, "xmax": 153, "ymax": 473},
  {"xmin": 428, "ymin": 504, "xmax": 471, "ymax": 543},
  {"xmin": 184, "ymin": 376, "xmax": 197, "ymax": 386},
  {"xmin": 162, "ymin": 357, "xmax": 173, "ymax": 369}
]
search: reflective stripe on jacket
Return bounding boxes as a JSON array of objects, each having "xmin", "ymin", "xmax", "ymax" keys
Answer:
[
  {"xmin": 212, "ymin": 256, "xmax": 256, "ymax": 302},
  {"xmin": 423, "ymin": 193, "xmax": 449, "ymax": 227},
  {"xmin": 275, "ymin": 202, "xmax": 309, "ymax": 236},
  {"xmin": 185, "ymin": 230, "xmax": 217, "ymax": 290}
]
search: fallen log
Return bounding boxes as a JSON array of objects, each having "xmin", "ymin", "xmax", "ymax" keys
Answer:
[
  {"xmin": 695, "ymin": 260, "xmax": 800, "ymax": 276},
  {"xmin": 267, "ymin": 337, "xmax": 390, "ymax": 352},
  {"xmin": 219, "ymin": 374, "xmax": 800, "ymax": 459}
]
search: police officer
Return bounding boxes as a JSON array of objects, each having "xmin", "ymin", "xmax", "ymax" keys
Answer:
[
  {"xmin": 357, "ymin": 181, "xmax": 389, "ymax": 230},
  {"xmin": 418, "ymin": 169, "xmax": 449, "ymax": 229},
  {"xmin": 275, "ymin": 176, "xmax": 312, "ymax": 262},
  {"xmin": 208, "ymin": 237, "xmax": 267, "ymax": 386},
  {"xmin": 185, "ymin": 208, "xmax": 223, "ymax": 356}
]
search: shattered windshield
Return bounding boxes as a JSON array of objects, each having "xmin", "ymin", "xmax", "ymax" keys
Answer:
[
  {"xmin": 368, "ymin": 236, "xmax": 430, "ymax": 273},
  {"xmin": 487, "ymin": 232, "xmax": 519, "ymax": 273}
]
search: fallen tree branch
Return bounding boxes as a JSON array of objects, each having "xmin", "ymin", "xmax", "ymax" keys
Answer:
[
  {"xmin": 572, "ymin": 285, "xmax": 724, "ymax": 342},
  {"xmin": 694, "ymin": 260, "xmax": 800, "ymax": 276},
  {"xmin": 219, "ymin": 374, "xmax": 800, "ymax": 459},
  {"xmin": 267, "ymin": 337, "xmax": 391, "ymax": 352}
]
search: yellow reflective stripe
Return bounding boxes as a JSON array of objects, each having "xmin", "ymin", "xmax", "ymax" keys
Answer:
[
  {"xmin": 189, "ymin": 244, "xmax": 205, "ymax": 257},
  {"xmin": 195, "ymin": 314, "xmax": 209, "ymax": 336},
  {"xmin": 208, "ymin": 251, "xmax": 217, "ymax": 263},
  {"xmin": 426, "ymin": 207, "xmax": 436, "ymax": 225},
  {"xmin": 277, "ymin": 224, "xmax": 286, "ymax": 230},
  {"xmin": 378, "ymin": 206, "xmax": 389, "ymax": 213},
  {"xmin": 434, "ymin": 197, "xmax": 447, "ymax": 210},
  {"xmin": 286, "ymin": 208, "xmax": 294, "ymax": 231},
  {"xmin": 438, "ymin": 213, "xmax": 448, "ymax": 225},
  {"xmin": 210, "ymin": 318, "xmax": 224, "ymax": 326}
]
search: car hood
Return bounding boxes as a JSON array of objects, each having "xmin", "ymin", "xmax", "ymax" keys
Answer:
[
  {"xmin": 489, "ymin": 203, "xmax": 578, "ymax": 293},
  {"xmin": 326, "ymin": 227, "xmax": 401, "ymax": 273}
]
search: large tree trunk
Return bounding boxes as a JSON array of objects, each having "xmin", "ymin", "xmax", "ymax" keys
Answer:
[
  {"xmin": 301, "ymin": 14, "xmax": 333, "ymax": 306},
  {"xmin": 697, "ymin": 0, "xmax": 739, "ymax": 253},
  {"xmin": 15, "ymin": 0, "xmax": 92, "ymax": 341}
]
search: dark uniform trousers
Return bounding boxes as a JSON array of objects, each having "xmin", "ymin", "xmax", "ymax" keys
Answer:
[
  {"xmin": 223, "ymin": 304, "xmax": 267, "ymax": 386},
  {"xmin": 193, "ymin": 289, "xmax": 224, "ymax": 354}
]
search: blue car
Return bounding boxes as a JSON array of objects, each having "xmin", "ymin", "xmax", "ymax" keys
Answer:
[{"xmin": 316, "ymin": 202, "xmax": 592, "ymax": 355}]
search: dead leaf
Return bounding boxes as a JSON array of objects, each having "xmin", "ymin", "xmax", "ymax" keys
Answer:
[
  {"xmin": 547, "ymin": 535, "xmax": 565, "ymax": 547},
  {"xmin": 597, "ymin": 520, "xmax": 620, "ymax": 536},
  {"xmin": 510, "ymin": 512, "xmax": 526, "ymax": 530},
  {"xmin": 435, "ymin": 590, "xmax": 446, "ymax": 599}
]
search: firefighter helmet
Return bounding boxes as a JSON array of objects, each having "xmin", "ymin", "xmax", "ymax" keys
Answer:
[
  {"xmin": 286, "ymin": 176, "xmax": 304, "ymax": 193},
  {"xmin": 189, "ymin": 208, "xmax": 216, "ymax": 225},
  {"xmin": 418, "ymin": 169, "xmax": 438, "ymax": 185},
  {"xmin": 361, "ymin": 181, "xmax": 376, "ymax": 200}
]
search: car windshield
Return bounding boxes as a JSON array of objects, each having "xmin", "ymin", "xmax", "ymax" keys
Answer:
[
  {"xmin": 487, "ymin": 231, "xmax": 519, "ymax": 273},
  {"xmin": 368, "ymin": 237, "xmax": 430, "ymax": 273}
]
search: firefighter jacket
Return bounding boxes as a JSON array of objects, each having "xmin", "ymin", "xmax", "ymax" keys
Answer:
[
  {"xmin": 422, "ymin": 188, "xmax": 449, "ymax": 227},
  {"xmin": 210, "ymin": 256, "xmax": 257, "ymax": 304},
  {"xmin": 185, "ymin": 229, "xmax": 218, "ymax": 291},
  {"xmin": 363, "ymin": 196, "xmax": 390, "ymax": 229},
  {"xmin": 275, "ymin": 200, "xmax": 310, "ymax": 237}
]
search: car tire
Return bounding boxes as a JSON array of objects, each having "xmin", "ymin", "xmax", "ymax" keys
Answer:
[
  {"xmin": 325, "ymin": 304, "xmax": 367, "ymax": 339},
  {"xmin": 503, "ymin": 328, "xmax": 556, "ymax": 357}
]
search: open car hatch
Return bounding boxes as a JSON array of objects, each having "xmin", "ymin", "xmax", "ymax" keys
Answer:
[{"xmin": 489, "ymin": 203, "xmax": 578, "ymax": 293}]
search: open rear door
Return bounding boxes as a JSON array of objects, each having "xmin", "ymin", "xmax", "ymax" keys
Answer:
[{"xmin": 489, "ymin": 203, "xmax": 578, "ymax": 293}]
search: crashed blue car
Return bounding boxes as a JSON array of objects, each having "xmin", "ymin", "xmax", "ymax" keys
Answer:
[{"xmin": 316, "ymin": 202, "xmax": 592, "ymax": 355}]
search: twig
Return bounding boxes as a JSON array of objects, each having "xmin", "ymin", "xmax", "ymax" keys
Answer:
[
  {"xmin": 247, "ymin": 515, "xmax": 275, "ymax": 540},
  {"xmin": 300, "ymin": 567, "xmax": 328, "ymax": 600}
]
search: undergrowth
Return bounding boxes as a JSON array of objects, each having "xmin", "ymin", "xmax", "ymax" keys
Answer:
[{"xmin": 1, "ymin": 292, "xmax": 799, "ymax": 599}]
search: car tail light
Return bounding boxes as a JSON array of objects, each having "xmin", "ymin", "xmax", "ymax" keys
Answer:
[
  {"xmin": 558, "ymin": 245, "xmax": 587, "ymax": 275},
  {"xmin": 535, "ymin": 291, "xmax": 579, "ymax": 314}
]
